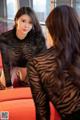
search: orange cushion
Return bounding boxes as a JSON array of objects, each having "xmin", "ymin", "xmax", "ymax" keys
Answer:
[
  {"xmin": 0, "ymin": 99, "xmax": 35, "ymax": 120},
  {"xmin": 50, "ymin": 103, "xmax": 60, "ymax": 120},
  {"xmin": 0, "ymin": 87, "xmax": 32, "ymax": 102},
  {"xmin": 0, "ymin": 88, "xmax": 60, "ymax": 120},
  {"xmin": 0, "ymin": 99, "xmax": 60, "ymax": 120}
]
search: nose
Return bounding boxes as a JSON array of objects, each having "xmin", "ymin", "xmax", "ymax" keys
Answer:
[{"xmin": 25, "ymin": 23, "xmax": 29, "ymax": 28}]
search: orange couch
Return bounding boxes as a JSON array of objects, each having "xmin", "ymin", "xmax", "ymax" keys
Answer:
[
  {"xmin": 0, "ymin": 87, "xmax": 60, "ymax": 120},
  {"xmin": 0, "ymin": 53, "xmax": 60, "ymax": 120}
]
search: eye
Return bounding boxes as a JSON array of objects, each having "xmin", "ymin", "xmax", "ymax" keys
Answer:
[
  {"xmin": 29, "ymin": 21, "xmax": 32, "ymax": 24},
  {"xmin": 22, "ymin": 20, "xmax": 25, "ymax": 22}
]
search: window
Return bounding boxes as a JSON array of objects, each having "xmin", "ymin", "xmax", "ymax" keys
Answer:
[
  {"xmin": 33, "ymin": 0, "xmax": 50, "ymax": 23},
  {"xmin": 6, "ymin": 0, "xmax": 19, "ymax": 30},
  {"xmin": 53, "ymin": 0, "xmax": 80, "ymax": 16},
  {"xmin": 55, "ymin": 0, "xmax": 72, "ymax": 6},
  {"xmin": 6, "ymin": 0, "xmax": 18, "ymax": 20},
  {"xmin": 73, "ymin": 0, "xmax": 80, "ymax": 15}
]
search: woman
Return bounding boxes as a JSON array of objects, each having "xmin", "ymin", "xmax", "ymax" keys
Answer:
[
  {"xmin": 0, "ymin": 7, "xmax": 46, "ymax": 88},
  {"xmin": 28, "ymin": 5, "xmax": 80, "ymax": 120}
]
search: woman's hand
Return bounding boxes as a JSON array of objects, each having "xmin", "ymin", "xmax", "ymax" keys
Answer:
[
  {"xmin": 0, "ymin": 69, "xmax": 6, "ymax": 87},
  {"xmin": 0, "ymin": 69, "xmax": 6, "ymax": 90},
  {"xmin": 16, "ymin": 68, "xmax": 27, "ymax": 81}
]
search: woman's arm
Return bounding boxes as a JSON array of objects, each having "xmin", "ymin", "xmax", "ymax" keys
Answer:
[
  {"xmin": 28, "ymin": 59, "xmax": 50, "ymax": 120},
  {"xmin": 0, "ymin": 43, "xmax": 12, "ymax": 87}
]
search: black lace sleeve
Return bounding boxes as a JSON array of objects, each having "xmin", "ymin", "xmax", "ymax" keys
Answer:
[
  {"xmin": 0, "ymin": 43, "xmax": 12, "ymax": 87},
  {"xmin": 28, "ymin": 59, "xmax": 50, "ymax": 120}
]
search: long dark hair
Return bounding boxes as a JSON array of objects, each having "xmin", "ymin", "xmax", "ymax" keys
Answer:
[
  {"xmin": 14, "ymin": 7, "xmax": 46, "ymax": 53},
  {"xmin": 46, "ymin": 5, "xmax": 80, "ymax": 88}
]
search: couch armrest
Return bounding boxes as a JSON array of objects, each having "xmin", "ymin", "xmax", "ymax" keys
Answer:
[{"xmin": 0, "ymin": 87, "xmax": 32, "ymax": 102}]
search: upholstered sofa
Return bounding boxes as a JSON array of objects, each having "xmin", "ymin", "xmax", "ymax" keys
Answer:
[
  {"xmin": 0, "ymin": 87, "xmax": 60, "ymax": 120},
  {"xmin": 0, "ymin": 53, "xmax": 60, "ymax": 120}
]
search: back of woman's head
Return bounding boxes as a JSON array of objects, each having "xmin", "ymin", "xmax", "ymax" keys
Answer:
[{"xmin": 46, "ymin": 5, "xmax": 80, "ymax": 88}]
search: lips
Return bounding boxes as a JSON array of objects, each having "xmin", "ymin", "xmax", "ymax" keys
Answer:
[{"xmin": 23, "ymin": 29, "xmax": 28, "ymax": 32}]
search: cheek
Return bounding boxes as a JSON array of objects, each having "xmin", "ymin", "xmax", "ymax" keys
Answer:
[{"xmin": 16, "ymin": 23, "xmax": 22, "ymax": 30}]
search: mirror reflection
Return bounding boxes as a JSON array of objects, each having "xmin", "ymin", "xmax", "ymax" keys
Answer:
[{"xmin": 0, "ymin": 0, "xmax": 80, "ymax": 90}]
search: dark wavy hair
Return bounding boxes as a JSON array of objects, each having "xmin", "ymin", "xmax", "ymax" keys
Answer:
[
  {"xmin": 46, "ymin": 5, "xmax": 80, "ymax": 88},
  {"xmin": 14, "ymin": 7, "xmax": 46, "ymax": 53}
]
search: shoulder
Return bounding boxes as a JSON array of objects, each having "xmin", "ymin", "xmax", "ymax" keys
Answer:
[
  {"xmin": 0, "ymin": 29, "xmax": 14, "ymax": 43},
  {"xmin": 29, "ymin": 47, "xmax": 58, "ymax": 68},
  {"xmin": 35, "ymin": 47, "xmax": 57, "ymax": 58},
  {"xmin": 0, "ymin": 29, "xmax": 13, "ymax": 40}
]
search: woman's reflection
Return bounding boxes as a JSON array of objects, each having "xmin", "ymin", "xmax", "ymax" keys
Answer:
[{"xmin": 0, "ymin": 7, "xmax": 46, "ymax": 89}]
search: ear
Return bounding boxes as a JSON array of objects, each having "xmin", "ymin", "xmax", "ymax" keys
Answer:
[{"xmin": 14, "ymin": 19, "xmax": 18, "ymax": 28}]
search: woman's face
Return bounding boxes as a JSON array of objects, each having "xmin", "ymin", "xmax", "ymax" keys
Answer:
[{"xmin": 16, "ymin": 14, "xmax": 33, "ymax": 36}]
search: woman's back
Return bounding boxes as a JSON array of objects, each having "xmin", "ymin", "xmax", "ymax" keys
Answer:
[
  {"xmin": 28, "ymin": 5, "xmax": 80, "ymax": 120},
  {"xmin": 28, "ymin": 47, "xmax": 80, "ymax": 117}
]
